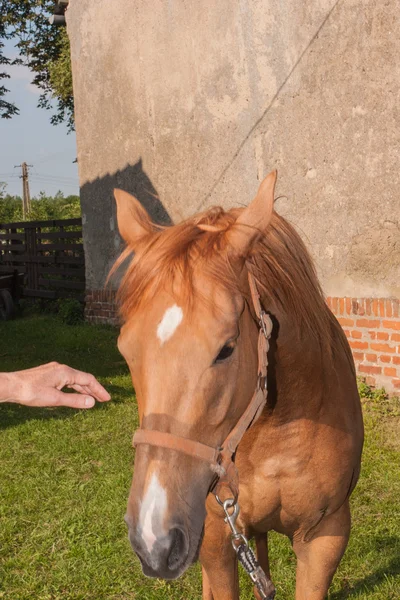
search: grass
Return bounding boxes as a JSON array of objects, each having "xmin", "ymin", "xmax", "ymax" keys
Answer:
[{"xmin": 0, "ymin": 315, "xmax": 399, "ymax": 599}]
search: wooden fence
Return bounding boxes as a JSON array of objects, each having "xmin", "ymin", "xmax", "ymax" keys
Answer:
[{"xmin": 0, "ymin": 218, "xmax": 85, "ymax": 301}]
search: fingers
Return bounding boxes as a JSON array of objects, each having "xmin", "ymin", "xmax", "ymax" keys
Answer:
[
  {"xmin": 48, "ymin": 389, "xmax": 96, "ymax": 409},
  {"xmin": 61, "ymin": 367, "xmax": 111, "ymax": 402},
  {"xmin": 3, "ymin": 364, "xmax": 111, "ymax": 409}
]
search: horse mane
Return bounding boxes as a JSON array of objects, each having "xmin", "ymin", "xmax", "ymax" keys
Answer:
[{"xmin": 111, "ymin": 206, "xmax": 336, "ymax": 346}]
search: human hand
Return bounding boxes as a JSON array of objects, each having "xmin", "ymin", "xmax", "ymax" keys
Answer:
[{"xmin": 2, "ymin": 362, "xmax": 111, "ymax": 409}]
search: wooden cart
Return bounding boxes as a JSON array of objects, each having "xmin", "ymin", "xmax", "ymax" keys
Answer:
[{"xmin": 0, "ymin": 270, "xmax": 24, "ymax": 320}]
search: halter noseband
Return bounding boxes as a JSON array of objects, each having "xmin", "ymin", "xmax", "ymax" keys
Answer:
[{"xmin": 132, "ymin": 270, "xmax": 273, "ymax": 500}]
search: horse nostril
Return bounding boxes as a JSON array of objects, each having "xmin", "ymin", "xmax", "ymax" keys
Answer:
[{"xmin": 167, "ymin": 527, "xmax": 187, "ymax": 571}]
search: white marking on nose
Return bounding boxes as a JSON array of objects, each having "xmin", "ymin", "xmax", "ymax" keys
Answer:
[
  {"xmin": 139, "ymin": 474, "xmax": 167, "ymax": 554},
  {"xmin": 157, "ymin": 304, "xmax": 183, "ymax": 345}
]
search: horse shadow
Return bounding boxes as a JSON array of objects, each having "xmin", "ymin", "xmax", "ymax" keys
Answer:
[{"xmin": 329, "ymin": 535, "xmax": 400, "ymax": 598}]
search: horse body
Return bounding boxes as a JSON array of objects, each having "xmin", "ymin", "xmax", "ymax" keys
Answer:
[
  {"xmin": 113, "ymin": 172, "xmax": 363, "ymax": 599},
  {"xmin": 201, "ymin": 299, "xmax": 363, "ymax": 599}
]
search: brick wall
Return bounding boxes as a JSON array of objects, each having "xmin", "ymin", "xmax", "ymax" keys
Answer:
[
  {"xmin": 85, "ymin": 290, "xmax": 119, "ymax": 326},
  {"xmin": 327, "ymin": 297, "xmax": 400, "ymax": 394}
]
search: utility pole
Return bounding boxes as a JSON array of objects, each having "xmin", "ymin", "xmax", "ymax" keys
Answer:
[{"xmin": 14, "ymin": 162, "xmax": 32, "ymax": 219}]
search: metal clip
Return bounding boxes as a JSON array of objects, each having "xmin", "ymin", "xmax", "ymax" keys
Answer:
[
  {"xmin": 215, "ymin": 495, "xmax": 276, "ymax": 600},
  {"xmin": 215, "ymin": 496, "xmax": 248, "ymax": 549},
  {"xmin": 259, "ymin": 310, "xmax": 272, "ymax": 340}
]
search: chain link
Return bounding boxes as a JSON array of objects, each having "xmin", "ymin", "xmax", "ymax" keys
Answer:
[{"xmin": 215, "ymin": 496, "xmax": 276, "ymax": 600}]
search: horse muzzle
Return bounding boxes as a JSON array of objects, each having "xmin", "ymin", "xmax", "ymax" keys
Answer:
[{"xmin": 125, "ymin": 514, "xmax": 192, "ymax": 579}]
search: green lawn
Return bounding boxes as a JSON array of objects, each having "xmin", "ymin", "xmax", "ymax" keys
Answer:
[{"xmin": 0, "ymin": 316, "xmax": 399, "ymax": 599}]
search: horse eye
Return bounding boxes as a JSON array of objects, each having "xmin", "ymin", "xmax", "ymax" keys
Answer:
[{"xmin": 215, "ymin": 344, "xmax": 235, "ymax": 363}]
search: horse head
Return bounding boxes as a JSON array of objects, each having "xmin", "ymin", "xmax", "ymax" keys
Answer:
[{"xmin": 113, "ymin": 172, "xmax": 276, "ymax": 579}]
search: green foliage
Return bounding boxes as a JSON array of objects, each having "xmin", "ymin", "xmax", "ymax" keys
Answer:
[
  {"xmin": 358, "ymin": 378, "xmax": 399, "ymax": 417},
  {"xmin": 0, "ymin": 33, "xmax": 19, "ymax": 119},
  {"xmin": 0, "ymin": 0, "xmax": 74, "ymax": 129},
  {"xmin": 57, "ymin": 298, "xmax": 84, "ymax": 326},
  {"xmin": 0, "ymin": 192, "xmax": 81, "ymax": 223},
  {"xmin": 0, "ymin": 193, "xmax": 23, "ymax": 222},
  {"xmin": 48, "ymin": 28, "xmax": 73, "ymax": 107},
  {"xmin": 358, "ymin": 379, "xmax": 387, "ymax": 402}
]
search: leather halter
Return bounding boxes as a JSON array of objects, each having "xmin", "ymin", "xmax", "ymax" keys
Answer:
[{"xmin": 132, "ymin": 270, "xmax": 273, "ymax": 499}]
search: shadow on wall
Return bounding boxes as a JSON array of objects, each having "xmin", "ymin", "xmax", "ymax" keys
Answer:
[
  {"xmin": 79, "ymin": 159, "xmax": 172, "ymax": 290},
  {"xmin": 81, "ymin": 158, "xmax": 172, "ymax": 225}
]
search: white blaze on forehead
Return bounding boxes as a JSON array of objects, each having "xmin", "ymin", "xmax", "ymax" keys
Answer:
[
  {"xmin": 139, "ymin": 473, "xmax": 167, "ymax": 554},
  {"xmin": 157, "ymin": 304, "xmax": 183, "ymax": 345}
]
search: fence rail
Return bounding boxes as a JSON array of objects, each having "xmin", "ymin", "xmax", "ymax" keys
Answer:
[{"xmin": 0, "ymin": 218, "xmax": 85, "ymax": 301}]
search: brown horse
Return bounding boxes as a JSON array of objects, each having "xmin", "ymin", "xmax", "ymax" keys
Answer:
[{"xmin": 113, "ymin": 171, "xmax": 363, "ymax": 600}]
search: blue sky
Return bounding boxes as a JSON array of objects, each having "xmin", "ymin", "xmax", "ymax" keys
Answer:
[{"xmin": 0, "ymin": 40, "xmax": 79, "ymax": 198}]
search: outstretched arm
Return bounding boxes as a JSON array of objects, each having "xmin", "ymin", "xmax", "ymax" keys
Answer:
[{"xmin": 0, "ymin": 362, "xmax": 111, "ymax": 409}]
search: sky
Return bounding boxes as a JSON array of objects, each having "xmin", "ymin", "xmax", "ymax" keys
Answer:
[{"xmin": 0, "ymin": 39, "xmax": 79, "ymax": 198}]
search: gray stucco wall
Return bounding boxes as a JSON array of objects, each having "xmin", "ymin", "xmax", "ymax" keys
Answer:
[{"xmin": 67, "ymin": 0, "xmax": 399, "ymax": 298}]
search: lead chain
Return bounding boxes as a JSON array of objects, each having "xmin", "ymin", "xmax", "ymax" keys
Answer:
[{"xmin": 215, "ymin": 497, "xmax": 276, "ymax": 600}]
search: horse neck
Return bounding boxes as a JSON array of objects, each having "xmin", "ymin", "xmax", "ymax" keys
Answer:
[{"xmin": 264, "ymin": 302, "xmax": 329, "ymax": 420}]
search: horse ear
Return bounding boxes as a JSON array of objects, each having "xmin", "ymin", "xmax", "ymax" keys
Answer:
[
  {"xmin": 227, "ymin": 170, "xmax": 277, "ymax": 257},
  {"xmin": 114, "ymin": 189, "xmax": 153, "ymax": 247}
]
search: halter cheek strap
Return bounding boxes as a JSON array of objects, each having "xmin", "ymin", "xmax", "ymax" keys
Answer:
[{"xmin": 132, "ymin": 270, "xmax": 273, "ymax": 500}]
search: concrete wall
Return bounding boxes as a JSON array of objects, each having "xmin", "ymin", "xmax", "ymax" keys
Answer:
[{"xmin": 67, "ymin": 0, "xmax": 400, "ymax": 389}]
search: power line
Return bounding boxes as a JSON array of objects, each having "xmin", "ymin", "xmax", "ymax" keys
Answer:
[
  {"xmin": 34, "ymin": 150, "xmax": 72, "ymax": 165},
  {"xmin": 32, "ymin": 172, "xmax": 78, "ymax": 184}
]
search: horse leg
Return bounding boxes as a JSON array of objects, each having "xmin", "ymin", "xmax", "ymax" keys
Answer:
[
  {"xmin": 253, "ymin": 533, "xmax": 272, "ymax": 600},
  {"xmin": 292, "ymin": 500, "xmax": 351, "ymax": 600},
  {"xmin": 255, "ymin": 533, "xmax": 271, "ymax": 577},
  {"xmin": 200, "ymin": 513, "xmax": 239, "ymax": 600},
  {"xmin": 202, "ymin": 566, "xmax": 214, "ymax": 600}
]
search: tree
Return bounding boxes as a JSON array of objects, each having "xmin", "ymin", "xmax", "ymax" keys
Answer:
[
  {"xmin": 0, "ymin": 191, "xmax": 81, "ymax": 223},
  {"xmin": 0, "ymin": 0, "xmax": 74, "ymax": 130},
  {"xmin": 0, "ymin": 20, "xmax": 19, "ymax": 119}
]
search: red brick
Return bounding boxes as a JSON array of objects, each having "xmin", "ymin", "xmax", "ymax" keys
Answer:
[
  {"xmin": 386, "ymin": 300, "xmax": 393, "ymax": 318},
  {"xmin": 370, "ymin": 343, "xmax": 396, "ymax": 353},
  {"xmin": 338, "ymin": 298, "xmax": 344, "ymax": 315},
  {"xmin": 345, "ymin": 297, "xmax": 352, "ymax": 315},
  {"xmin": 393, "ymin": 356, "xmax": 400, "ymax": 365},
  {"xmin": 365, "ymin": 376, "xmax": 376, "ymax": 386},
  {"xmin": 350, "ymin": 330, "xmax": 362, "ymax": 339},
  {"xmin": 391, "ymin": 333, "xmax": 400, "ymax": 342},
  {"xmin": 365, "ymin": 298, "xmax": 371, "ymax": 316},
  {"xmin": 357, "ymin": 300, "xmax": 365, "ymax": 316},
  {"xmin": 383, "ymin": 320, "xmax": 400, "ymax": 331},
  {"xmin": 372, "ymin": 299, "xmax": 379, "ymax": 316},
  {"xmin": 365, "ymin": 353, "xmax": 377, "ymax": 362},
  {"xmin": 349, "ymin": 341, "xmax": 369, "ymax": 350},
  {"xmin": 379, "ymin": 355, "xmax": 391, "ymax": 363},
  {"xmin": 369, "ymin": 331, "xmax": 377, "ymax": 340},
  {"xmin": 359, "ymin": 365, "xmax": 382, "ymax": 375},
  {"xmin": 331, "ymin": 298, "xmax": 338, "ymax": 313},
  {"xmin": 393, "ymin": 300, "xmax": 399, "ymax": 318},
  {"xmin": 356, "ymin": 319, "xmax": 380, "ymax": 328},
  {"xmin": 326, "ymin": 297, "xmax": 332, "ymax": 309},
  {"xmin": 376, "ymin": 332, "xmax": 389, "ymax": 341},
  {"xmin": 353, "ymin": 352, "xmax": 364, "ymax": 361},
  {"xmin": 379, "ymin": 299, "xmax": 385, "ymax": 317},
  {"xmin": 338, "ymin": 317, "xmax": 355, "ymax": 327},
  {"xmin": 392, "ymin": 379, "xmax": 400, "ymax": 389},
  {"xmin": 384, "ymin": 367, "xmax": 397, "ymax": 377},
  {"xmin": 352, "ymin": 299, "xmax": 359, "ymax": 314}
]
